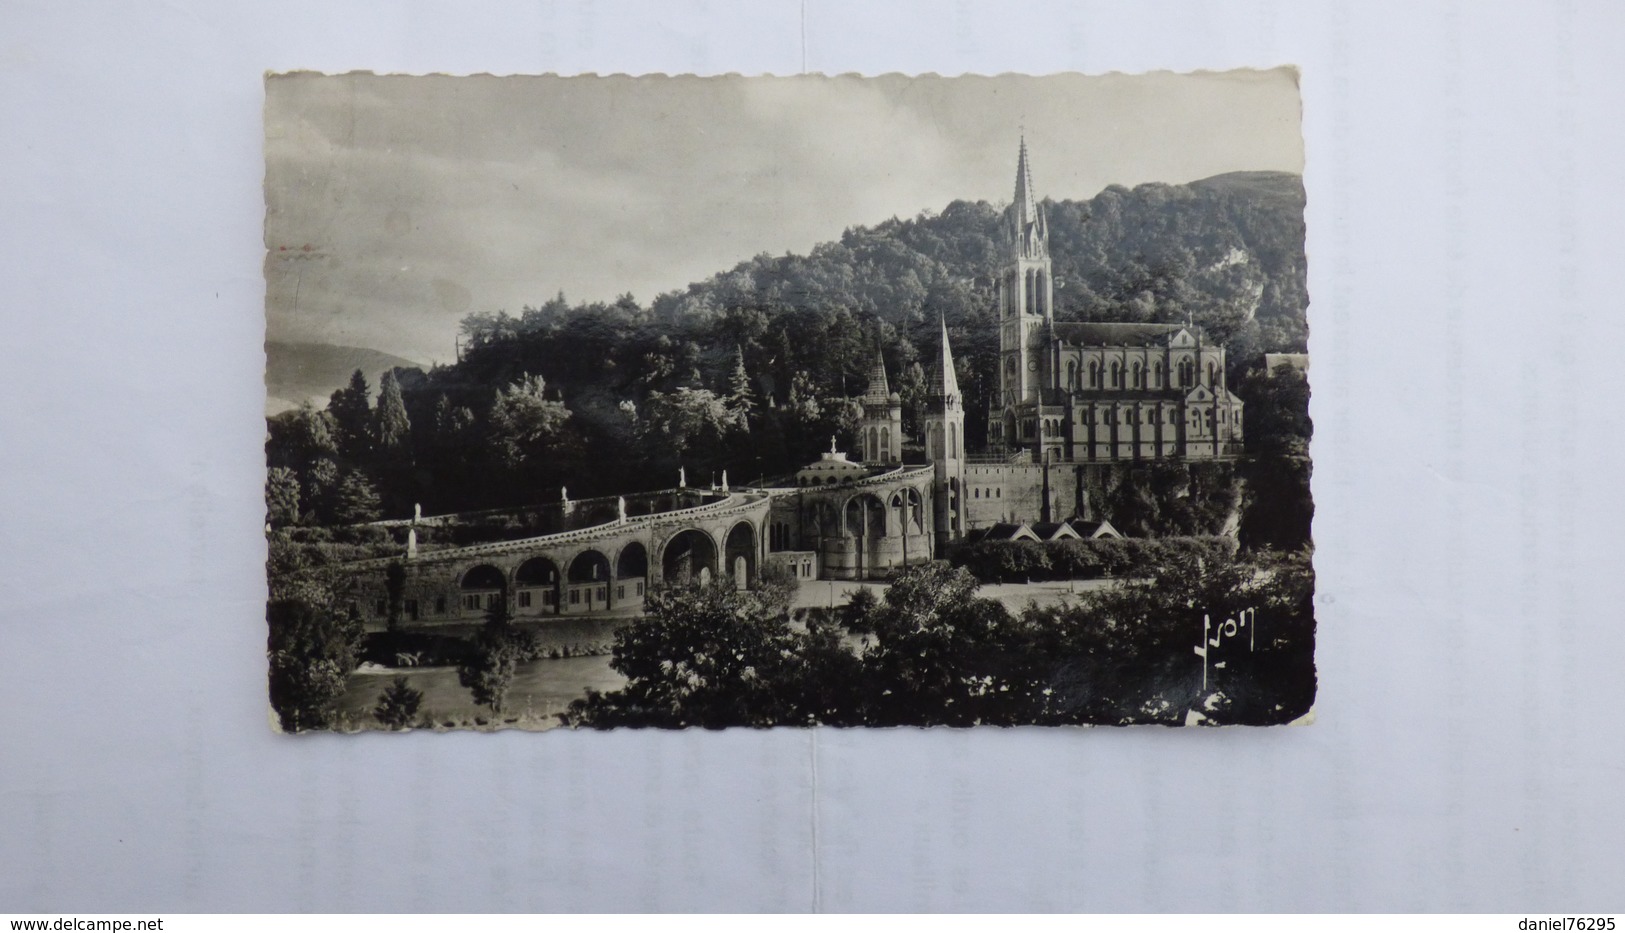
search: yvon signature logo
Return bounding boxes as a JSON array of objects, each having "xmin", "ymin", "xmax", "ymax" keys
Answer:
[{"xmin": 1193, "ymin": 608, "xmax": 1257, "ymax": 690}]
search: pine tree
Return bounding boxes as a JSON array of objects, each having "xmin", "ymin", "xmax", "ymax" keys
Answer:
[
  {"xmin": 328, "ymin": 369, "xmax": 373, "ymax": 462},
  {"xmin": 332, "ymin": 471, "xmax": 382, "ymax": 524},
  {"xmin": 727, "ymin": 344, "xmax": 756, "ymax": 420},
  {"xmin": 373, "ymin": 370, "xmax": 412, "ymax": 457},
  {"xmin": 373, "ymin": 676, "xmax": 423, "ymax": 730}
]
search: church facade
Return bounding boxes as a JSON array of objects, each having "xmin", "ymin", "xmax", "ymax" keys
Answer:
[{"xmin": 984, "ymin": 139, "xmax": 1245, "ymax": 464}]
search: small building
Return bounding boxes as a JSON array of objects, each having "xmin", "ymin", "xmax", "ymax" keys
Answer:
[
  {"xmin": 1068, "ymin": 518, "xmax": 1124, "ymax": 540},
  {"xmin": 796, "ymin": 443, "xmax": 871, "ymax": 487},
  {"xmin": 1028, "ymin": 521, "xmax": 1082, "ymax": 541},
  {"xmin": 765, "ymin": 550, "xmax": 818, "ymax": 582}
]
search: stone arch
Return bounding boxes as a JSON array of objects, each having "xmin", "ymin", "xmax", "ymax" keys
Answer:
[
  {"xmin": 459, "ymin": 564, "xmax": 506, "ymax": 613},
  {"xmin": 724, "ymin": 521, "xmax": 757, "ymax": 589},
  {"xmin": 615, "ymin": 542, "xmax": 649, "ymax": 607},
  {"xmin": 904, "ymin": 486, "xmax": 926, "ymax": 534},
  {"xmin": 514, "ymin": 556, "xmax": 560, "ymax": 615},
  {"xmin": 662, "ymin": 528, "xmax": 718, "ymax": 587},
  {"xmin": 844, "ymin": 492, "xmax": 887, "ymax": 539},
  {"xmin": 616, "ymin": 541, "xmax": 648, "ymax": 579},
  {"xmin": 568, "ymin": 549, "xmax": 611, "ymax": 584},
  {"xmin": 560, "ymin": 549, "xmax": 611, "ymax": 613}
]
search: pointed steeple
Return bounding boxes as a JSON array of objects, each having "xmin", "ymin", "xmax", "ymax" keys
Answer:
[
  {"xmin": 863, "ymin": 337, "xmax": 890, "ymax": 404},
  {"xmin": 1010, "ymin": 136, "xmax": 1049, "ymax": 261},
  {"xmin": 928, "ymin": 315, "xmax": 961, "ymax": 402}
]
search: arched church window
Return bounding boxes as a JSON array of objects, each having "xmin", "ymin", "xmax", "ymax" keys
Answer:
[
  {"xmin": 1132, "ymin": 362, "xmax": 1143, "ymax": 388},
  {"xmin": 1088, "ymin": 361, "xmax": 1099, "ymax": 388},
  {"xmin": 1067, "ymin": 360, "xmax": 1077, "ymax": 389},
  {"xmin": 1110, "ymin": 362, "xmax": 1121, "ymax": 388},
  {"xmin": 1153, "ymin": 362, "xmax": 1163, "ymax": 387}
]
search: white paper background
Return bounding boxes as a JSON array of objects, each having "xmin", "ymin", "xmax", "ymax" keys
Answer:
[{"xmin": 3, "ymin": 0, "xmax": 1623, "ymax": 912}]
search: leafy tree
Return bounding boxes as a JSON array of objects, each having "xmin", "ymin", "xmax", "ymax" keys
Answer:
[
  {"xmin": 266, "ymin": 402, "xmax": 338, "ymax": 473},
  {"xmin": 1236, "ymin": 363, "xmax": 1312, "ymax": 457},
  {"xmin": 457, "ymin": 597, "xmax": 537, "ymax": 715},
  {"xmin": 1024, "ymin": 548, "xmax": 1315, "ymax": 725},
  {"xmin": 846, "ymin": 563, "xmax": 1029, "ymax": 726},
  {"xmin": 265, "ymin": 466, "xmax": 300, "ymax": 528},
  {"xmin": 267, "ymin": 596, "xmax": 365, "ymax": 733},
  {"xmin": 488, "ymin": 374, "xmax": 570, "ymax": 471},
  {"xmin": 562, "ymin": 585, "xmax": 851, "ymax": 731},
  {"xmin": 373, "ymin": 676, "xmax": 423, "ymax": 730},
  {"xmin": 301, "ymin": 458, "xmax": 340, "ymax": 523},
  {"xmin": 640, "ymin": 387, "xmax": 743, "ymax": 465}
]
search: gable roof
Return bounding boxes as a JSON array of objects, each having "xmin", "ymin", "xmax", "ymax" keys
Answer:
[
  {"xmin": 976, "ymin": 522, "xmax": 1041, "ymax": 542},
  {"xmin": 1052, "ymin": 322, "xmax": 1188, "ymax": 348},
  {"xmin": 1069, "ymin": 519, "xmax": 1124, "ymax": 539},
  {"xmin": 1029, "ymin": 521, "xmax": 1081, "ymax": 541}
]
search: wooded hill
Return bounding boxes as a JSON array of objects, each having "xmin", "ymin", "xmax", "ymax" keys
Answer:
[{"xmin": 266, "ymin": 171, "xmax": 1311, "ymax": 529}]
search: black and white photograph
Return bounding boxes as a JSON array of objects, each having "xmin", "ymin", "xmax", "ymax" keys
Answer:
[{"xmin": 263, "ymin": 71, "xmax": 1315, "ymax": 733}]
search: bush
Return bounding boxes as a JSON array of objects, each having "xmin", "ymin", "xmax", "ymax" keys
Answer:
[
  {"xmin": 373, "ymin": 676, "xmax": 423, "ymax": 730},
  {"xmin": 267, "ymin": 596, "xmax": 365, "ymax": 733},
  {"xmin": 953, "ymin": 535, "xmax": 1239, "ymax": 584}
]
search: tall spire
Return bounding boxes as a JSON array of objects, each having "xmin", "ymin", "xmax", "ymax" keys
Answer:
[
  {"xmin": 863, "ymin": 337, "xmax": 891, "ymax": 404},
  {"xmin": 928, "ymin": 315, "xmax": 960, "ymax": 401},
  {"xmin": 1010, "ymin": 136, "xmax": 1049, "ymax": 261}
]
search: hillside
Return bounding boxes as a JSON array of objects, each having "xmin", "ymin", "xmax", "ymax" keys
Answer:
[
  {"xmin": 265, "ymin": 342, "xmax": 425, "ymax": 415},
  {"xmin": 268, "ymin": 170, "xmax": 1311, "ymax": 513}
]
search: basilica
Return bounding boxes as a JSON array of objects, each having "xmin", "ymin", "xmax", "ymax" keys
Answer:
[
  {"xmin": 792, "ymin": 139, "xmax": 1248, "ymax": 574},
  {"xmin": 339, "ymin": 140, "xmax": 1254, "ymax": 615},
  {"xmin": 982, "ymin": 138, "xmax": 1244, "ymax": 463}
]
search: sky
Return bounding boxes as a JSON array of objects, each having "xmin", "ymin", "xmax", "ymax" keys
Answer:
[{"xmin": 264, "ymin": 71, "xmax": 1303, "ymax": 366}]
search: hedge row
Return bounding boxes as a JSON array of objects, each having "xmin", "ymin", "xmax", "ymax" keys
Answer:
[{"xmin": 949, "ymin": 535, "xmax": 1238, "ymax": 583}]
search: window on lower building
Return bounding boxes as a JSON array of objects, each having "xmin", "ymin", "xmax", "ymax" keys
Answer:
[
  {"xmin": 616, "ymin": 585, "xmax": 625, "ymax": 600},
  {"xmin": 405, "ymin": 599, "xmax": 419, "ymax": 621},
  {"xmin": 375, "ymin": 599, "xmax": 387, "ymax": 617},
  {"xmin": 518, "ymin": 591, "xmax": 532, "ymax": 608},
  {"xmin": 570, "ymin": 590, "xmax": 580, "ymax": 605},
  {"xmin": 435, "ymin": 596, "xmax": 446, "ymax": 615}
]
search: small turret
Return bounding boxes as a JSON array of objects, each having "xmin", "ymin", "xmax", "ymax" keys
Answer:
[{"xmin": 858, "ymin": 337, "xmax": 903, "ymax": 463}]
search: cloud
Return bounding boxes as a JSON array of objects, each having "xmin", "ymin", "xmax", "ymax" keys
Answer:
[{"xmin": 264, "ymin": 71, "xmax": 1302, "ymax": 363}]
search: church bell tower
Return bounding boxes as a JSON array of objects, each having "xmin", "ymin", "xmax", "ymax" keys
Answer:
[
  {"xmin": 923, "ymin": 316, "xmax": 966, "ymax": 549},
  {"xmin": 859, "ymin": 341, "xmax": 902, "ymax": 463},
  {"xmin": 990, "ymin": 137, "xmax": 1054, "ymax": 454}
]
